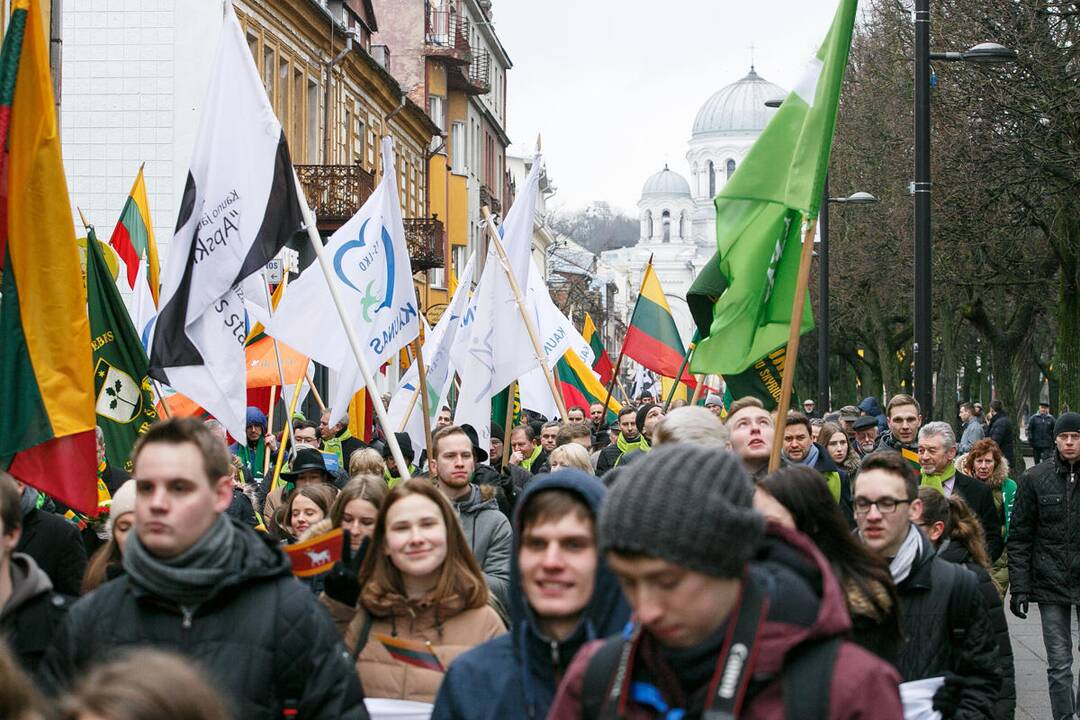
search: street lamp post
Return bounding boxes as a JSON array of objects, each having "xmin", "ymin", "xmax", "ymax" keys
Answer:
[{"xmin": 913, "ymin": 0, "xmax": 1014, "ymax": 414}]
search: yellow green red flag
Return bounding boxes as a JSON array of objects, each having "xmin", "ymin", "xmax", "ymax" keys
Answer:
[
  {"xmin": 0, "ymin": 0, "xmax": 99, "ymax": 514},
  {"xmin": 109, "ymin": 163, "xmax": 160, "ymax": 304}
]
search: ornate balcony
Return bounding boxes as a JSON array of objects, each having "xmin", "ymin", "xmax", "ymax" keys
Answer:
[
  {"xmin": 479, "ymin": 183, "xmax": 501, "ymax": 215},
  {"xmin": 425, "ymin": 10, "xmax": 471, "ymax": 64},
  {"xmin": 449, "ymin": 48, "xmax": 490, "ymax": 95},
  {"xmin": 294, "ymin": 164, "xmax": 375, "ymax": 232},
  {"xmin": 404, "ymin": 217, "xmax": 445, "ymax": 271}
]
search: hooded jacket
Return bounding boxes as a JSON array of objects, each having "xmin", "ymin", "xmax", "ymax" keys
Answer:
[
  {"xmin": 857, "ymin": 396, "xmax": 888, "ymax": 433},
  {"xmin": 15, "ymin": 489, "xmax": 87, "ymax": 598},
  {"xmin": 548, "ymin": 524, "xmax": 904, "ymax": 719},
  {"xmin": 1008, "ymin": 450, "xmax": 1080, "ymax": 604},
  {"xmin": 453, "ymin": 484, "xmax": 513, "ymax": 611},
  {"xmin": 0, "ymin": 553, "xmax": 68, "ymax": 675},
  {"xmin": 987, "ymin": 412, "xmax": 1017, "ymax": 467},
  {"xmin": 432, "ymin": 471, "xmax": 630, "ymax": 720},
  {"xmin": 39, "ymin": 519, "xmax": 368, "ymax": 720}
]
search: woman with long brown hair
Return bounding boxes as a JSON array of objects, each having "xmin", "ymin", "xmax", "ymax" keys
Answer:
[
  {"xmin": 917, "ymin": 487, "xmax": 1015, "ymax": 720},
  {"xmin": 81, "ymin": 480, "xmax": 136, "ymax": 595},
  {"xmin": 818, "ymin": 421, "xmax": 861, "ymax": 478},
  {"xmin": 324, "ymin": 478, "xmax": 505, "ymax": 703},
  {"xmin": 956, "ymin": 437, "xmax": 1016, "ymax": 593}
]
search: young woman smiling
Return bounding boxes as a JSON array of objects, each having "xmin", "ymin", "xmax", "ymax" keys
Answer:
[{"xmin": 328, "ymin": 478, "xmax": 505, "ymax": 703}]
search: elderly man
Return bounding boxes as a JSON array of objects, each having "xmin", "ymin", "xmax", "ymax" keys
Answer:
[
  {"xmin": 852, "ymin": 416, "xmax": 879, "ymax": 457},
  {"xmin": 917, "ymin": 421, "xmax": 1003, "ymax": 562}
]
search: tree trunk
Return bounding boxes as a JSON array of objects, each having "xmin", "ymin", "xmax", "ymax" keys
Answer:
[
  {"xmin": 936, "ymin": 302, "xmax": 961, "ymax": 427},
  {"xmin": 1057, "ymin": 254, "xmax": 1080, "ymax": 411}
]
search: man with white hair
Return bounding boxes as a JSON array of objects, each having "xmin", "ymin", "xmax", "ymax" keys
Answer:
[{"xmin": 917, "ymin": 421, "xmax": 1003, "ymax": 561}]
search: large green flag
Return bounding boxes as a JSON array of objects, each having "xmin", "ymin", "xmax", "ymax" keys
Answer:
[
  {"xmin": 689, "ymin": 0, "xmax": 857, "ymax": 375},
  {"xmin": 721, "ymin": 345, "xmax": 799, "ymax": 412},
  {"xmin": 86, "ymin": 226, "xmax": 158, "ymax": 471}
]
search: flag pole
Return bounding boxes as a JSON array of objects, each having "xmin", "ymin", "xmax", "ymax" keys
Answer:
[
  {"xmin": 261, "ymin": 274, "xmax": 297, "ymax": 456},
  {"xmin": 410, "ymin": 335, "xmax": 435, "ymax": 464},
  {"xmin": 303, "ymin": 369, "xmax": 327, "ymax": 415},
  {"xmin": 264, "ymin": 385, "xmax": 277, "ymax": 477},
  {"xmin": 768, "ymin": 217, "xmax": 818, "ymax": 472},
  {"xmin": 480, "ymin": 207, "xmax": 568, "ymax": 419},
  {"xmin": 290, "ymin": 169, "xmax": 413, "ymax": 483},
  {"xmin": 663, "ymin": 340, "xmax": 696, "ymax": 412},
  {"xmin": 601, "ymin": 254, "xmax": 653, "ymax": 413},
  {"xmin": 270, "ymin": 374, "xmax": 306, "ymax": 492},
  {"xmin": 501, "ymin": 381, "xmax": 516, "ymax": 469},
  {"xmin": 396, "ymin": 386, "xmax": 422, "ymax": 433},
  {"xmin": 690, "ymin": 374, "xmax": 707, "ymax": 405}
]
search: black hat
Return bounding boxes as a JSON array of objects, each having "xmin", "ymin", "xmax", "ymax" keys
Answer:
[
  {"xmin": 1040, "ymin": 401, "xmax": 1050, "ymax": 408},
  {"xmin": 490, "ymin": 422, "xmax": 504, "ymax": 443},
  {"xmin": 380, "ymin": 432, "xmax": 415, "ymax": 463},
  {"xmin": 460, "ymin": 424, "xmax": 489, "ymax": 463},
  {"xmin": 636, "ymin": 403, "xmax": 661, "ymax": 433},
  {"xmin": 852, "ymin": 416, "xmax": 878, "ymax": 432},
  {"xmin": 281, "ymin": 448, "xmax": 330, "ymax": 481},
  {"xmin": 1055, "ymin": 412, "xmax": 1080, "ymax": 437}
]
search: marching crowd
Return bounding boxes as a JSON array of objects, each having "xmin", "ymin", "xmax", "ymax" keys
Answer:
[{"xmin": 1, "ymin": 390, "xmax": 1079, "ymax": 720}]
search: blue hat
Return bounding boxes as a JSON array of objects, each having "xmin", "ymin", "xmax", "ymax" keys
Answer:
[{"xmin": 245, "ymin": 407, "xmax": 267, "ymax": 430}]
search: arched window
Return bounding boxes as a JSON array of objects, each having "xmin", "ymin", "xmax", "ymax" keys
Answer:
[
  {"xmin": 726, "ymin": 159, "xmax": 736, "ymax": 179},
  {"xmin": 644, "ymin": 210, "xmax": 653, "ymax": 240},
  {"xmin": 662, "ymin": 210, "xmax": 671, "ymax": 243},
  {"xmin": 708, "ymin": 160, "xmax": 716, "ymax": 197}
]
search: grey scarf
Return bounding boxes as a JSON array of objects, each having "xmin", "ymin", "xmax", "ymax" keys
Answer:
[
  {"xmin": 888, "ymin": 523, "xmax": 922, "ymax": 584},
  {"xmin": 123, "ymin": 513, "xmax": 237, "ymax": 608}
]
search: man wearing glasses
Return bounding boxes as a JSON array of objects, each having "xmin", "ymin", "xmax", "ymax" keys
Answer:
[{"xmin": 855, "ymin": 451, "xmax": 1000, "ymax": 717}]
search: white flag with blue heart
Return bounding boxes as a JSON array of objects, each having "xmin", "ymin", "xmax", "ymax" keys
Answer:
[{"xmin": 270, "ymin": 136, "xmax": 420, "ymax": 423}]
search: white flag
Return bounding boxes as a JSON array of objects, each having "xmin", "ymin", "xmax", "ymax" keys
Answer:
[
  {"xmin": 387, "ymin": 253, "xmax": 476, "ymax": 445},
  {"xmin": 125, "ymin": 252, "xmax": 157, "ymax": 354},
  {"xmin": 270, "ymin": 137, "xmax": 420, "ymax": 425},
  {"xmin": 149, "ymin": 3, "xmax": 303, "ymax": 440}
]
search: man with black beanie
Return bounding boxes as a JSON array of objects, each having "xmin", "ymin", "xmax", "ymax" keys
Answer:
[
  {"xmin": 549, "ymin": 445, "xmax": 903, "ymax": 719},
  {"xmin": 1008, "ymin": 411, "xmax": 1080, "ymax": 719}
]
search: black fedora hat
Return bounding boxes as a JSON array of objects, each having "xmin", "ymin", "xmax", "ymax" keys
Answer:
[
  {"xmin": 280, "ymin": 448, "xmax": 330, "ymax": 481},
  {"xmin": 460, "ymin": 424, "xmax": 489, "ymax": 463}
]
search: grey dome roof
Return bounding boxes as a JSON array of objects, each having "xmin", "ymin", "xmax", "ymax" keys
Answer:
[
  {"xmin": 692, "ymin": 68, "xmax": 786, "ymax": 137},
  {"xmin": 641, "ymin": 165, "xmax": 691, "ymax": 197}
]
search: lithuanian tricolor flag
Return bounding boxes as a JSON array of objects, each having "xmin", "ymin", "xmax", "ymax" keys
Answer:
[
  {"xmin": 555, "ymin": 351, "xmax": 621, "ymax": 423},
  {"xmin": 623, "ymin": 264, "xmax": 696, "ymax": 387},
  {"xmin": 0, "ymin": 0, "xmax": 99, "ymax": 515},
  {"xmin": 583, "ymin": 312, "xmax": 614, "ymax": 386},
  {"xmin": 373, "ymin": 633, "xmax": 446, "ymax": 672},
  {"xmin": 109, "ymin": 163, "xmax": 160, "ymax": 304}
]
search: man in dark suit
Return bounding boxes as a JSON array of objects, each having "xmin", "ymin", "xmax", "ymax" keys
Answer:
[
  {"xmin": 918, "ymin": 421, "xmax": 1003, "ymax": 562},
  {"xmin": 13, "ymin": 482, "xmax": 87, "ymax": 597}
]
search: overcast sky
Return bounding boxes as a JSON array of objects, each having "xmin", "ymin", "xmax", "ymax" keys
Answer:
[{"xmin": 495, "ymin": 0, "xmax": 842, "ymax": 215}]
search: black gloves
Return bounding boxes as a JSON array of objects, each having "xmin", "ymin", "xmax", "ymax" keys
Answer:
[
  {"xmin": 1009, "ymin": 592, "xmax": 1029, "ymax": 619},
  {"xmin": 932, "ymin": 673, "xmax": 977, "ymax": 718},
  {"xmin": 323, "ymin": 533, "xmax": 368, "ymax": 608}
]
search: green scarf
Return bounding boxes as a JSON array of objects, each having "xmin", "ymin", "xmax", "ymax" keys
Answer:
[
  {"xmin": 237, "ymin": 437, "xmax": 266, "ymax": 479},
  {"xmin": 823, "ymin": 471, "xmax": 842, "ymax": 504},
  {"xmin": 384, "ymin": 464, "xmax": 417, "ymax": 489},
  {"xmin": 921, "ymin": 463, "xmax": 956, "ymax": 495},
  {"xmin": 616, "ymin": 432, "xmax": 649, "ymax": 455},
  {"xmin": 521, "ymin": 445, "xmax": 544, "ymax": 472}
]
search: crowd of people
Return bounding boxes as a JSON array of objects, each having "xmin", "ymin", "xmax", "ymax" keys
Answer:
[{"xmin": 1, "ymin": 388, "xmax": 1078, "ymax": 720}]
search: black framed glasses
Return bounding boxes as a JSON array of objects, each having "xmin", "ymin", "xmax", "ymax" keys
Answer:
[{"xmin": 853, "ymin": 497, "xmax": 912, "ymax": 515}]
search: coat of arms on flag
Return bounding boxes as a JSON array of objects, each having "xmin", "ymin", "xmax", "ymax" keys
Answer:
[{"xmin": 93, "ymin": 358, "xmax": 145, "ymax": 424}]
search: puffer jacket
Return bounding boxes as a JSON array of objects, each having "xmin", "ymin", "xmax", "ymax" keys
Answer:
[
  {"xmin": 894, "ymin": 528, "xmax": 1000, "ymax": 719},
  {"xmin": 548, "ymin": 524, "xmax": 905, "ymax": 719},
  {"xmin": 937, "ymin": 539, "xmax": 1016, "ymax": 720},
  {"xmin": 988, "ymin": 412, "xmax": 1017, "ymax": 468},
  {"xmin": 0, "ymin": 553, "xmax": 69, "ymax": 676},
  {"xmin": 1027, "ymin": 412, "xmax": 1056, "ymax": 449},
  {"xmin": 324, "ymin": 592, "xmax": 505, "ymax": 704},
  {"xmin": 452, "ymin": 484, "xmax": 513, "ymax": 610},
  {"xmin": 432, "ymin": 471, "xmax": 630, "ymax": 720},
  {"xmin": 39, "ymin": 519, "xmax": 368, "ymax": 720},
  {"xmin": 1008, "ymin": 451, "xmax": 1080, "ymax": 604}
]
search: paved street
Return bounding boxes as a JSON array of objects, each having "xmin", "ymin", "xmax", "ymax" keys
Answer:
[{"xmin": 1011, "ymin": 602, "xmax": 1080, "ymax": 718}]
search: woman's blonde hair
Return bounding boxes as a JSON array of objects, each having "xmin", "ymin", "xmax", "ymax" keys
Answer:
[
  {"xmin": 358, "ymin": 478, "xmax": 489, "ymax": 612},
  {"xmin": 547, "ymin": 443, "xmax": 593, "ymax": 473},
  {"xmin": 348, "ymin": 447, "xmax": 385, "ymax": 476}
]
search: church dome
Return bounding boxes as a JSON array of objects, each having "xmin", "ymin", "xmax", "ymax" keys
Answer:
[
  {"xmin": 641, "ymin": 165, "xmax": 691, "ymax": 198},
  {"xmin": 692, "ymin": 68, "xmax": 785, "ymax": 137}
]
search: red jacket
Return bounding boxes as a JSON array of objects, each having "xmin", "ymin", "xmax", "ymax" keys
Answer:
[{"xmin": 548, "ymin": 524, "xmax": 903, "ymax": 719}]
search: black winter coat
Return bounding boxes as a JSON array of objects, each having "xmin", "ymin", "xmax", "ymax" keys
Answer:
[
  {"xmin": 15, "ymin": 508, "xmax": 87, "ymax": 598},
  {"xmin": 0, "ymin": 554, "xmax": 69, "ymax": 677},
  {"xmin": 938, "ymin": 540, "xmax": 1016, "ymax": 720},
  {"xmin": 1027, "ymin": 413, "xmax": 1056, "ymax": 449},
  {"xmin": 988, "ymin": 413, "xmax": 1017, "ymax": 467},
  {"xmin": 953, "ymin": 471, "xmax": 1005, "ymax": 563},
  {"xmin": 895, "ymin": 529, "xmax": 1000, "ymax": 719},
  {"xmin": 1007, "ymin": 452, "xmax": 1080, "ymax": 604},
  {"xmin": 39, "ymin": 521, "xmax": 369, "ymax": 720}
]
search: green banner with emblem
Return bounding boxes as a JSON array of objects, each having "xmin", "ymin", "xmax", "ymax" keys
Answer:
[{"xmin": 86, "ymin": 225, "xmax": 157, "ymax": 471}]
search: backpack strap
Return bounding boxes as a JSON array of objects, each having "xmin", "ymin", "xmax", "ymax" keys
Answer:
[
  {"xmin": 782, "ymin": 637, "xmax": 841, "ymax": 720},
  {"xmin": 582, "ymin": 635, "xmax": 633, "ymax": 720}
]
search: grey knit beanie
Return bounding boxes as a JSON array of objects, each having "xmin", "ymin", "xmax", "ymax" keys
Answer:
[{"xmin": 599, "ymin": 444, "xmax": 764, "ymax": 578}]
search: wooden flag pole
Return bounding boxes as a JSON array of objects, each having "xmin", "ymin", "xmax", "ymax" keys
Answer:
[
  {"xmin": 304, "ymin": 369, "xmax": 327, "ymax": 415},
  {"xmin": 270, "ymin": 375, "xmax": 306, "ymax": 492},
  {"xmin": 601, "ymin": 255, "xmax": 653, "ymax": 413},
  {"xmin": 264, "ymin": 385, "xmax": 278, "ymax": 478},
  {"xmin": 410, "ymin": 336, "xmax": 435, "ymax": 464},
  {"xmin": 662, "ymin": 341, "xmax": 696, "ymax": 413},
  {"xmin": 290, "ymin": 168, "xmax": 414, "ymax": 484},
  {"xmin": 480, "ymin": 207, "xmax": 568, "ymax": 419},
  {"xmin": 396, "ymin": 385, "xmax": 422, "ymax": 433},
  {"xmin": 768, "ymin": 217, "xmax": 819, "ymax": 473},
  {"xmin": 501, "ymin": 381, "xmax": 516, "ymax": 469},
  {"xmin": 260, "ymin": 275, "xmax": 297, "ymax": 455}
]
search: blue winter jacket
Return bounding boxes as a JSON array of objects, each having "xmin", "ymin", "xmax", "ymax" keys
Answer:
[
  {"xmin": 431, "ymin": 470, "xmax": 630, "ymax": 720},
  {"xmin": 859, "ymin": 396, "xmax": 889, "ymax": 433}
]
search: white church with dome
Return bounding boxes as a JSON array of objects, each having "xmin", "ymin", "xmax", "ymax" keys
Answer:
[{"xmin": 600, "ymin": 67, "xmax": 785, "ymax": 346}]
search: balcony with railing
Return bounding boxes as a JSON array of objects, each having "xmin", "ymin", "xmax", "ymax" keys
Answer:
[
  {"xmin": 404, "ymin": 217, "xmax": 445, "ymax": 271},
  {"xmin": 425, "ymin": 10, "xmax": 471, "ymax": 64},
  {"xmin": 295, "ymin": 164, "xmax": 376, "ymax": 232},
  {"xmin": 449, "ymin": 48, "xmax": 491, "ymax": 96},
  {"xmin": 479, "ymin": 183, "xmax": 501, "ymax": 216}
]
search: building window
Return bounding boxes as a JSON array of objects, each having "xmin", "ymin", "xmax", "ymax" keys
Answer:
[
  {"xmin": 428, "ymin": 94, "xmax": 446, "ymax": 132},
  {"xmin": 307, "ymin": 79, "xmax": 319, "ymax": 163},
  {"xmin": 726, "ymin": 159, "xmax": 736, "ymax": 179},
  {"xmin": 708, "ymin": 161, "xmax": 716, "ymax": 197},
  {"xmin": 450, "ymin": 121, "xmax": 465, "ymax": 174},
  {"xmin": 662, "ymin": 210, "xmax": 671, "ymax": 243}
]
